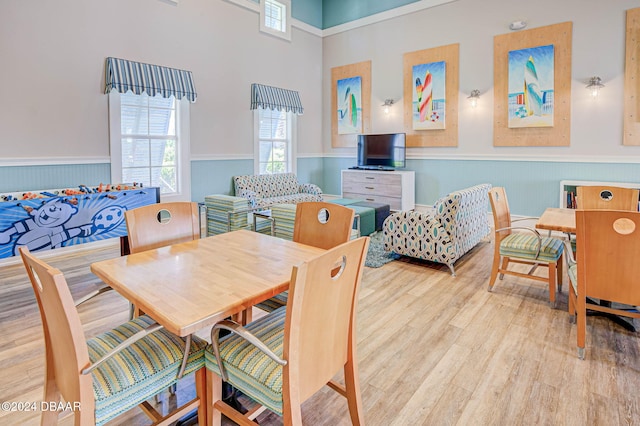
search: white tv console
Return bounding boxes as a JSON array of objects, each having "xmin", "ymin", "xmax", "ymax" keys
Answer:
[{"xmin": 341, "ymin": 169, "xmax": 415, "ymax": 211}]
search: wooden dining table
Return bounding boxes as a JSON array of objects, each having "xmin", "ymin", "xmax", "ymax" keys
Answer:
[
  {"xmin": 90, "ymin": 229, "xmax": 324, "ymax": 337},
  {"xmin": 91, "ymin": 230, "xmax": 325, "ymax": 424}
]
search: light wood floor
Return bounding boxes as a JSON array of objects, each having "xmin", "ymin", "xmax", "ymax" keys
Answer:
[{"xmin": 1, "ymin": 239, "xmax": 639, "ymax": 426}]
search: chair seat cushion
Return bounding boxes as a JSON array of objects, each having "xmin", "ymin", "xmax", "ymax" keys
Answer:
[
  {"xmin": 499, "ymin": 233, "xmax": 564, "ymax": 262},
  {"xmin": 205, "ymin": 306, "xmax": 287, "ymax": 415},
  {"xmin": 88, "ymin": 315, "xmax": 207, "ymax": 426},
  {"xmin": 255, "ymin": 291, "xmax": 288, "ymax": 312}
]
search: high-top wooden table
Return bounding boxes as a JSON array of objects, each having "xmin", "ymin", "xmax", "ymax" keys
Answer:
[
  {"xmin": 91, "ymin": 229, "xmax": 324, "ymax": 337},
  {"xmin": 535, "ymin": 207, "xmax": 576, "ymax": 234}
]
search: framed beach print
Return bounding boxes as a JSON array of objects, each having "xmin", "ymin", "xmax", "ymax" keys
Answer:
[
  {"xmin": 331, "ymin": 61, "xmax": 371, "ymax": 148},
  {"xmin": 337, "ymin": 76, "xmax": 362, "ymax": 135},
  {"xmin": 412, "ymin": 60, "xmax": 446, "ymax": 130},
  {"xmin": 507, "ymin": 44, "xmax": 554, "ymax": 128},
  {"xmin": 403, "ymin": 44, "xmax": 459, "ymax": 147},
  {"xmin": 494, "ymin": 22, "xmax": 572, "ymax": 146}
]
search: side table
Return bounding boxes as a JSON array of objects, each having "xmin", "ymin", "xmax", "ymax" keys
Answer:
[{"xmin": 252, "ymin": 210, "xmax": 274, "ymax": 236}]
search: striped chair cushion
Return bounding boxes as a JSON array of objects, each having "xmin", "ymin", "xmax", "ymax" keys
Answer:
[
  {"xmin": 205, "ymin": 306, "xmax": 286, "ymax": 415},
  {"xmin": 88, "ymin": 315, "xmax": 207, "ymax": 426},
  {"xmin": 568, "ymin": 263, "xmax": 577, "ymax": 294},
  {"xmin": 499, "ymin": 233, "xmax": 564, "ymax": 263},
  {"xmin": 255, "ymin": 291, "xmax": 288, "ymax": 312}
]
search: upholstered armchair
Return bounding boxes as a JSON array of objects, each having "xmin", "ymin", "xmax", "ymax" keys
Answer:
[{"xmin": 383, "ymin": 184, "xmax": 491, "ymax": 276}]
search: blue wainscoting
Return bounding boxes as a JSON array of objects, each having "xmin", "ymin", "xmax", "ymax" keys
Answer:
[
  {"xmin": 191, "ymin": 159, "xmax": 254, "ymax": 202},
  {"xmin": 3, "ymin": 158, "xmax": 638, "ymax": 218},
  {"xmin": 321, "ymin": 157, "xmax": 640, "ymax": 217},
  {"xmin": 0, "ymin": 164, "xmax": 111, "ymax": 194},
  {"xmin": 190, "ymin": 157, "xmax": 326, "ymax": 202}
]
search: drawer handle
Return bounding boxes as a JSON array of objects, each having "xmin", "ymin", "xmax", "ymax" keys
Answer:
[
  {"xmin": 366, "ymin": 198, "xmax": 375, "ymax": 201},
  {"xmin": 366, "ymin": 177, "xmax": 375, "ymax": 180},
  {"xmin": 365, "ymin": 186, "xmax": 374, "ymax": 189}
]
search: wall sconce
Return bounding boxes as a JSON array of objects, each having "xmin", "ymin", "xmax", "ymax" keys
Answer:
[
  {"xmin": 586, "ymin": 76, "xmax": 605, "ymax": 98},
  {"xmin": 467, "ymin": 90, "xmax": 481, "ymax": 108},
  {"xmin": 382, "ymin": 99, "xmax": 395, "ymax": 114}
]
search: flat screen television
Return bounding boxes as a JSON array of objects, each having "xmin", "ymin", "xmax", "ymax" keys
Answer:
[{"xmin": 356, "ymin": 133, "xmax": 406, "ymax": 170}]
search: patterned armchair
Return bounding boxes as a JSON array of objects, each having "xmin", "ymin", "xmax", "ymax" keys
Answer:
[
  {"xmin": 383, "ymin": 184, "xmax": 492, "ymax": 276},
  {"xmin": 233, "ymin": 173, "xmax": 323, "ymax": 209}
]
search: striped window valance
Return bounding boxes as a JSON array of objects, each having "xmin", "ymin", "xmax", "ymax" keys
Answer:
[
  {"xmin": 250, "ymin": 83, "xmax": 303, "ymax": 115},
  {"xmin": 105, "ymin": 57, "xmax": 197, "ymax": 102}
]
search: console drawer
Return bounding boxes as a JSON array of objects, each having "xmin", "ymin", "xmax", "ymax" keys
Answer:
[
  {"xmin": 342, "ymin": 171, "xmax": 402, "ymax": 185},
  {"xmin": 342, "ymin": 182, "xmax": 401, "ymax": 197},
  {"xmin": 342, "ymin": 193, "xmax": 402, "ymax": 210}
]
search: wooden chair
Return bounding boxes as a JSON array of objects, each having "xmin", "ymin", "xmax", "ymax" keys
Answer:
[
  {"xmin": 576, "ymin": 185, "xmax": 639, "ymax": 210},
  {"xmin": 566, "ymin": 210, "xmax": 640, "ymax": 359},
  {"xmin": 488, "ymin": 187, "xmax": 565, "ymax": 307},
  {"xmin": 255, "ymin": 201, "xmax": 355, "ymax": 313},
  {"xmin": 205, "ymin": 236, "xmax": 370, "ymax": 426},
  {"xmin": 125, "ymin": 201, "xmax": 200, "ymax": 254},
  {"xmin": 19, "ymin": 247, "xmax": 207, "ymax": 426}
]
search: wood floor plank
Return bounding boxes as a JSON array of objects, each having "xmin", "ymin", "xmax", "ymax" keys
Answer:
[{"xmin": 1, "ymin": 239, "xmax": 639, "ymax": 425}]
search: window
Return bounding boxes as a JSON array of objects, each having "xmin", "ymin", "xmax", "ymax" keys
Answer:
[
  {"xmin": 109, "ymin": 92, "xmax": 191, "ymax": 201},
  {"xmin": 254, "ymin": 107, "xmax": 296, "ymax": 174},
  {"xmin": 260, "ymin": 0, "xmax": 291, "ymax": 41}
]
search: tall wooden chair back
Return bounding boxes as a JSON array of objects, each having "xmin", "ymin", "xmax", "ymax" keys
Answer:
[
  {"xmin": 125, "ymin": 201, "xmax": 200, "ymax": 254},
  {"xmin": 292, "ymin": 202, "xmax": 355, "ymax": 250},
  {"xmin": 576, "ymin": 210, "xmax": 640, "ymax": 304},
  {"xmin": 207, "ymin": 236, "xmax": 370, "ymax": 425},
  {"xmin": 572, "ymin": 210, "xmax": 640, "ymax": 357},
  {"xmin": 285, "ymin": 237, "xmax": 369, "ymax": 410},
  {"xmin": 488, "ymin": 187, "xmax": 512, "ymax": 244},
  {"xmin": 576, "ymin": 186, "xmax": 639, "ymax": 211},
  {"xmin": 20, "ymin": 247, "xmax": 95, "ymax": 422}
]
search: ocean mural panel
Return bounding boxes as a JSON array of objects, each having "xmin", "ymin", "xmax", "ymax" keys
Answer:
[
  {"xmin": 337, "ymin": 76, "xmax": 363, "ymax": 135},
  {"xmin": 412, "ymin": 61, "xmax": 446, "ymax": 130},
  {"xmin": 508, "ymin": 44, "xmax": 554, "ymax": 128},
  {"xmin": 0, "ymin": 186, "xmax": 158, "ymax": 258}
]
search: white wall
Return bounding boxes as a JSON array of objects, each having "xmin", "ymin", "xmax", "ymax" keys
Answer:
[
  {"xmin": 0, "ymin": 0, "xmax": 323, "ymax": 160},
  {"xmin": 322, "ymin": 0, "xmax": 640, "ymax": 160}
]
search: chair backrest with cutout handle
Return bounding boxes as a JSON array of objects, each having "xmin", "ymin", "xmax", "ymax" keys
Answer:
[
  {"xmin": 284, "ymin": 236, "xmax": 369, "ymax": 402},
  {"xmin": 293, "ymin": 202, "xmax": 355, "ymax": 250},
  {"xmin": 125, "ymin": 201, "xmax": 200, "ymax": 254}
]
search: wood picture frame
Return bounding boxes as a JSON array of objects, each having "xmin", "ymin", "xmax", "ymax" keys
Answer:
[
  {"xmin": 493, "ymin": 22, "xmax": 572, "ymax": 146},
  {"xmin": 331, "ymin": 61, "xmax": 371, "ymax": 148},
  {"xmin": 403, "ymin": 44, "xmax": 459, "ymax": 147},
  {"xmin": 624, "ymin": 7, "xmax": 640, "ymax": 146}
]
